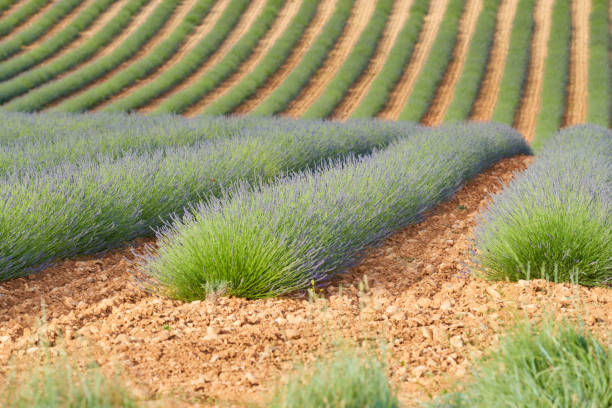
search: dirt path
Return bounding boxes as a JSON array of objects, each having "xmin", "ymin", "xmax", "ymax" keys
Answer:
[
  {"xmin": 421, "ymin": 0, "xmax": 483, "ymax": 126},
  {"xmin": 470, "ymin": 0, "xmax": 519, "ymax": 121},
  {"xmin": 513, "ymin": 0, "xmax": 554, "ymax": 142},
  {"xmin": 377, "ymin": 0, "xmax": 449, "ymax": 120},
  {"xmin": 281, "ymin": 0, "xmax": 376, "ymax": 118},
  {"xmin": 1, "ymin": 155, "xmax": 610, "ymax": 407},
  {"xmin": 17, "ymin": 0, "xmax": 98, "ymax": 56},
  {"xmin": 138, "ymin": 0, "xmax": 268, "ymax": 113},
  {"xmin": 183, "ymin": 0, "xmax": 303, "ymax": 117},
  {"xmin": 331, "ymin": 0, "xmax": 414, "ymax": 120},
  {"xmin": 233, "ymin": 0, "xmax": 337, "ymax": 115},
  {"xmin": 44, "ymin": 0, "xmax": 198, "ymax": 110},
  {"xmin": 95, "ymin": 0, "xmax": 232, "ymax": 111},
  {"xmin": 563, "ymin": 0, "xmax": 590, "ymax": 127}
]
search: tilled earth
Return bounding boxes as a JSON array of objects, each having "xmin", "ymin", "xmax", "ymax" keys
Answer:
[{"xmin": 1, "ymin": 155, "xmax": 610, "ymax": 407}]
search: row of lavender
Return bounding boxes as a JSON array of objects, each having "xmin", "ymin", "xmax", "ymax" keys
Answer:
[
  {"xmin": 474, "ymin": 124, "xmax": 612, "ymax": 287},
  {"xmin": 143, "ymin": 123, "xmax": 530, "ymax": 300},
  {"xmin": 0, "ymin": 112, "xmax": 426, "ymax": 280}
]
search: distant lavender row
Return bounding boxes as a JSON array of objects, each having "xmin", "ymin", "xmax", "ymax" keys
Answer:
[
  {"xmin": 0, "ymin": 114, "xmax": 424, "ymax": 280},
  {"xmin": 474, "ymin": 125, "xmax": 612, "ymax": 286},
  {"xmin": 143, "ymin": 123, "xmax": 530, "ymax": 300}
]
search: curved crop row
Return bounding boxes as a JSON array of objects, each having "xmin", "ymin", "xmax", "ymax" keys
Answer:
[
  {"xmin": 4, "ymin": 0, "xmax": 180, "ymax": 112},
  {"xmin": 532, "ymin": 0, "xmax": 571, "ymax": 149},
  {"xmin": 0, "ymin": 0, "xmax": 114, "ymax": 81},
  {"xmin": 350, "ymin": 0, "xmax": 429, "ymax": 119},
  {"xmin": 201, "ymin": 0, "xmax": 318, "ymax": 116},
  {"xmin": 154, "ymin": 0, "xmax": 286, "ymax": 114},
  {"xmin": 0, "ymin": 0, "xmax": 49, "ymax": 38},
  {"xmin": 0, "ymin": 0, "xmax": 148, "ymax": 106},
  {"xmin": 0, "ymin": 111, "xmax": 275, "ymax": 174},
  {"xmin": 444, "ymin": 0, "xmax": 500, "ymax": 122},
  {"xmin": 474, "ymin": 124, "xmax": 612, "ymax": 287},
  {"xmin": 397, "ymin": 0, "xmax": 464, "ymax": 122},
  {"xmin": 0, "ymin": 113, "xmax": 425, "ymax": 281},
  {"xmin": 0, "ymin": 0, "xmax": 19, "ymax": 16},
  {"xmin": 586, "ymin": 0, "xmax": 611, "ymax": 127},
  {"xmin": 52, "ymin": 0, "xmax": 216, "ymax": 112},
  {"xmin": 250, "ymin": 0, "xmax": 354, "ymax": 116},
  {"xmin": 143, "ymin": 123, "xmax": 529, "ymax": 300},
  {"xmin": 301, "ymin": 0, "xmax": 392, "ymax": 119},
  {"xmin": 102, "ymin": 0, "xmax": 250, "ymax": 113},
  {"xmin": 0, "ymin": 0, "xmax": 81, "ymax": 62},
  {"xmin": 490, "ymin": 0, "xmax": 535, "ymax": 125}
]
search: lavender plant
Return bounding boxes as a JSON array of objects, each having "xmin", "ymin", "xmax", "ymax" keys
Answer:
[
  {"xmin": 0, "ymin": 115, "xmax": 425, "ymax": 280},
  {"xmin": 474, "ymin": 124, "xmax": 612, "ymax": 286},
  {"xmin": 144, "ymin": 123, "xmax": 529, "ymax": 300}
]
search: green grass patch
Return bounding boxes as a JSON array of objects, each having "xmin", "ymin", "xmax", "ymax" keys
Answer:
[
  {"xmin": 0, "ymin": 0, "xmax": 49, "ymax": 38},
  {"xmin": 428, "ymin": 318, "xmax": 612, "ymax": 408}
]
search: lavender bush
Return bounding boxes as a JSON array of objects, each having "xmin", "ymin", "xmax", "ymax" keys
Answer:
[
  {"xmin": 144, "ymin": 123, "xmax": 530, "ymax": 300},
  {"xmin": 0, "ymin": 113, "xmax": 424, "ymax": 280},
  {"xmin": 474, "ymin": 124, "xmax": 612, "ymax": 286}
]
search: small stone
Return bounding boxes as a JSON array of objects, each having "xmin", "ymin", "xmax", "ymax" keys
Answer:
[
  {"xmin": 440, "ymin": 300, "xmax": 453, "ymax": 311},
  {"xmin": 0, "ymin": 335, "xmax": 10, "ymax": 343},
  {"xmin": 450, "ymin": 335, "xmax": 464, "ymax": 348},
  {"xmin": 486, "ymin": 287, "xmax": 501, "ymax": 300},
  {"xmin": 275, "ymin": 317, "xmax": 287, "ymax": 325},
  {"xmin": 285, "ymin": 329, "xmax": 300, "ymax": 339},
  {"xmin": 424, "ymin": 264, "xmax": 435, "ymax": 274},
  {"xmin": 517, "ymin": 279, "xmax": 530, "ymax": 288},
  {"xmin": 412, "ymin": 365, "xmax": 428, "ymax": 378},
  {"xmin": 204, "ymin": 326, "xmax": 219, "ymax": 340},
  {"xmin": 421, "ymin": 327, "xmax": 432, "ymax": 340},
  {"xmin": 245, "ymin": 372, "xmax": 258, "ymax": 385},
  {"xmin": 445, "ymin": 239, "xmax": 454, "ymax": 246},
  {"xmin": 210, "ymin": 354, "xmax": 219, "ymax": 363},
  {"xmin": 385, "ymin": 305, "xmax": 400, "ymax": 315},
  {"xmin": 432, "ymin": 327, "xmax": 448, "ymax": 343},
  {"xmin": 417, "ymin": 297, "xmax": 432, "ymax": 308},
  {"xmin": 391, "ymin": 312, "xmax": 405, "ymax": 321}
]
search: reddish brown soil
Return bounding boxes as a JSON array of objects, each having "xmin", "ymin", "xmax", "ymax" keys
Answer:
[
  {"xmin": 377, "ymin": 0, "xmax": 449, "ymax": 120},
  {"xmin": 95, "ymin": 0, "xmax": 232, "ymax": 111},
  {"xmin": 470, "ymin": 0, "xmax": 519, "ymax": 121},
  {"xmin": 44, "ymin": 0, "xmax": 200, "ymax": 110},
  {"xmin": 281, "ymin": 0, "xmax": 376, "ymax": 118},
  {"xmin": 563, "ymin": 0, "xmax": 590, "ymax": 127},
  {"xmin": 183, "ymin": 0, "xmax": 303, "ymax": 117},
  {"xmin": 422, "ymin": 0, "xmax": 483, "ymax": 126},
  {"xmin": 0, "ymin": 0, "xmax": 26, "ymax": 22},
  {"xmin": 514, "ymin": 0, "xmax": 554, "ymax": 142},
  {"xmin": 331, "ymin": 0, "xmax": 414, "ymax": 120},
  {"xmin": 138, "ymin": 0, "xmax": 268, "ymax": 113},
  {"xmin": 232, "ymin": 0, "xmax": 338, "ymax": 115},
  {"xmin": 1, "ymin": 155, "xmax": 610, "ymax": 407}
]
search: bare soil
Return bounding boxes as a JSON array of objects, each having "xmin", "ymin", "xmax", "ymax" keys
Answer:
[
  {"xmin": 1, "ymin": 155, "xmax": 609, "ymax": 407},
  {"xmin": 331, "ymin": 0, "xmax": 414, "ymax": 120},
  {"xmin": 95, "ymin": 0, "xmax": 232, "ymax": 111},
  {"xmin": 563, "ymin": 0, "xmax": 589, "ymax": 127},
  {"xmin": 232, "ymin": 0, "xmax": 338, "ymax": 115},
  {"xmin": 470, "ymin": 0, "xmax": 519, "ymax": 122},
  {"xmin": 514, "ymin": 0, "xmax": 554, "ymax": 142},
  {"xmin": 377, "ymin": 0, "xmax": 449, "ymax": 120},
  {"xmin": 422, "ymin": 0, "xmax": 483, "ymax": 126},
  {"xmin": 281, "ymin": 0, "xmax": 376, "ymax": 118},
  {"xmin": 0, "ymin": 0, "xmax": 26, "ymax": 22},
  {"xmin": 1, "ymin": 0, "xmax": 55, "ymax": 38},
  {"xmin": 138, "ymin": 0, "xmax": 268, "ymax": 113},
  {"xmin": 183, "ymin": 0, "xmax": 303, "ymax": 117}
]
